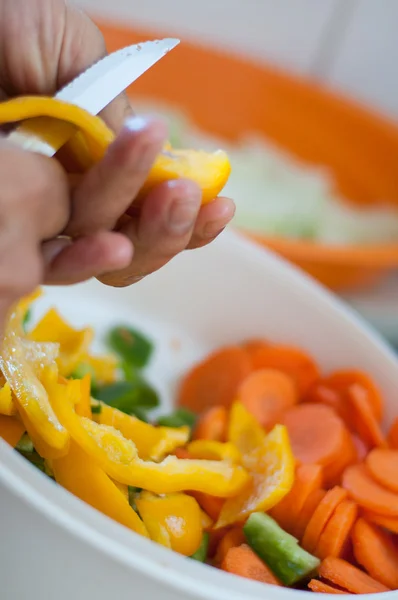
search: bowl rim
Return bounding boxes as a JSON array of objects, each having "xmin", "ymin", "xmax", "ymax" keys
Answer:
[{"xmin": 1, "ymin": 230, "xmax": 397, "ymax": 599}]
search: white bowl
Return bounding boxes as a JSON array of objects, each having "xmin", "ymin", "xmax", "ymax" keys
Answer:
[{"xmin": 0, "ymin": 231, "xmax": 397, "ymax": 600}]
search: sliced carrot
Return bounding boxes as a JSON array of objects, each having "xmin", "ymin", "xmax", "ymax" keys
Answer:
[
  {"xmin": 214, "ymin": 526, "xmax": 245, "ymax": 565},
  {"xmin": 178, "ymin": 346, "xmax": 252, "ymax": 413},
  {"xmin": 0, "ymin": 415, "xmax": 25, "ymax": 447},
  {"xmin": 208, "ymin": 527, "xmax": 228, "ymax": 558},
  {"xmin": 190, "ymin": 491, "xmax": 225, "ymax": 521},
  {"xmin": 366, "ymin": 448, "xmax": 398, "ymax": 493},
  {"xmin": 308, "ymin": 580, "xmax": 347, "ymax": 594},
  {"xmin": 193, "ymin": 405, "xmax": 228, "ymax": 442},
  {"xmin": 294, "ymin": 488, "xmax": 326, "ymax": 540},
  {"xmin": 281, "ymin": 404, "xmax": 352, "ymax": 470},
  {"xmin": 315, "ymin": 499, "xmax": 358, "ymax": 560},
  {"xmin": 237, "ymin": 369, "xmax": 298, "ymax": 430},
  {"xmin": 173, "ymin": 447, "xmax": 192, "ymax": 459},
  {"xmin": 352, "ymin": 518, "xmax": 398, "ymax": 589},
  {"xmin": 342, "ymin": 464, "xmax": 398, "ymax": 516},
  {"xmin": 347, "ymin": 384, "xmax": 387, "ymax": 449},
  {"xmin": 388, "ymin": 417, "xmax": 398, "ymax": 449},
  {"xmin": 322, "ymin": 370, "xmax": 383, "ymax": 422},
  {"xmin": 319, "ymin": 557, "xmax": 389, "ymax": 594},
  {"xmin": 362, "ymin": 510, "xmax": 398, "ymax": 534},
  {"xmin": 221, "ymin": 544, "xmax": 281, "ymax": 586},
  {"xmin": 246, "ymin": 344, "xmax": 319, "ymax": 396},
  {"xmin": 302, "ymin": 486, "xmax": 348, "ymax": 553},
  {"xmin": 351, "ymin": 434, "xmax": 368, "ymax": 463},
  {"xmin": 269, "ymin": 464, "xmax": 323, "ymax": 534},
  {"xmin": 322, "ymin": 429, "xmax": 358, "ymax": 488},
  {"xmin": 306, "ymin": 383, "xmax": 345, "ymax": 418}
]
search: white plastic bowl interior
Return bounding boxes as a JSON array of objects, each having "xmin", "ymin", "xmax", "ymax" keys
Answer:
[{"xmin": 1, "ymin": 230, "xmax": 397, "ymax": 600}]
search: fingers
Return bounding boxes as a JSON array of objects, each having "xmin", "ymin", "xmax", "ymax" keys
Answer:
[
  {"xmin": 65, "ymin": 116, "xmax": 167, "ymax": 237},
  {"xmin": 187, "ymin": 196, "xmax": 236, "ymax": 249},
  {"xmin": 98, "ymin": 179, "xmax": 202, "ymax": 287}
]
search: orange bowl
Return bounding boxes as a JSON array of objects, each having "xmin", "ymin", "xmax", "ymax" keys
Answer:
[{"xmin": 98, "ymin": 20, "xmax": 398, "ymax": 292}]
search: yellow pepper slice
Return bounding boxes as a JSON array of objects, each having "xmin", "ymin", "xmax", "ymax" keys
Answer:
[
  {"xmin": 0, "ymin": 415, "xmax": 25, "ymax": 447},
  {"xmin": 86, "ymin": 354, "xmax": 119, "ymax": 385},
  {"xmin": 187, "ymin": 440, "xmax": 241, "ymax": 464},
  {"xmin": 228, "ymin": 401, "xmax": 266, "ymax": 456},
  {"xmin": 74, "ymin": 374, "xmax": 92, "ymax": 419},
  {"xmin": 200, "ymin": 509, "xmax": 214, "ymax": 531},
  {"xmin": 135, "ymin": 491, "xmax": 203, "ymax": 556},
  {"xmin": 93, "ymin": 402, "xmax": 190, "ymax": 461},
  {"xmin": 47, "ymin": 376, "xmax": 249, "ymax": 496},
  {"xmin": 215, "ymin": 407, "xmax": 295, "ymax": 529},
  {"xmin": 0, "ymin": 382, "xmax": 16, "ymax": 416},
  {"xmin": 0, "ymin": 96, "xmax": 231, "ymax": 204},
  {"xmin": 29, "ymin": 308, "xmax": 93, "ymax": 377},
  {"xmin": 112, "ymin": 480, "xmax": 129, "ymax": 501},
  {"xmin": 52, "ymin": 441, "xmax": 148, "ymax": 538}
]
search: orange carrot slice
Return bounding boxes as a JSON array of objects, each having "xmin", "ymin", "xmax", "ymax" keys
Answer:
[
  {"xmin": 366, "ymin": 449, "xmax": 398, "ymax": 493},
  {"xmin": 388, "ymin": 417, "xmax": 398, "ymax": 449},
  {"xmin": 352, "ymin": 518, "xmax": 398, "ymax": 589},
  {"xmin": 302, "ymin": 486, "xmax": 348, "ymax": 553},
  {"xmin": 322, "ymin": 370, "xmax": 383, "ymax": 422},
  {"xmin": 237, "ymin": 369, "xmax": 298, "ymax": 430},
  {"xmin": 308, "ymin": 580, "xmax": 347, "ymax": 594},
  {"xmin": 347, "ymin": 385, "xmax": 387, "ymax": 449},
  {"xmin": 351, "ymin": 434, "xmax": 368, "ymax": 463},
  {"xmin": 246, "ymin": 344, "xmax": 319, "ymax": 396},
  {"xmin": 319, "ymin": 557, "xmax": 389, "ymax": 594},
  {"xmin": 221, "ymin": 544, "xmax": 281, "ymax": 586},
  {"xmin": 190, "ymin": 491, "xmax": 224, "ymax": 521},
  {"xmin": 362, "ymin": 510, "xmax": 398, "ymax": 534},
  {"xmin": 214, "ymin": 526, "xmax": 245, "ymax": 565},
  {"xmin": 306, "ymin": 384, "xmax": 345, "ymax": 418},
  {"xmin": 322, "ymin": 429, "xmax": 358, "ymax": 488},
  {"xmin": 294, "ymin": 488, "xmax": 326, "ymax": 541},
  {"xmin": 281, "ymin": 404, "xmax": 352, "ymax": 470},
  {"xmin": 193, "ymin": 405, "xmax": 228, "ymax": 441},
  {"xmin": 269, "ymin": 464, "xmax": 323, "ymax": 534},
  {"xmin": 315, "ymin": 499, "xmax": 358, "ymax": 560},
  {"xmin": 342, "ymin": 464, "xmax": 398, "ymax": 516},
  {"xmin": 178, "ymin": 346, "xmax": 252, "ymax": 412},
  {"xmin": 173, "ymin": 447, "xmax": 192, "ymax": 459}
]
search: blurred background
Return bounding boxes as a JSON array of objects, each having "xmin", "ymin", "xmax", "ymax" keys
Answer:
[{"xmin": 77, "ymin": 0, "xmax": 398, "ymax": 345}]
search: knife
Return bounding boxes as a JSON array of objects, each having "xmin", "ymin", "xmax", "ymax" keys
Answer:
[{"xmin": 7, "ymin": 38, "xmax": 179, "ymax": 156}]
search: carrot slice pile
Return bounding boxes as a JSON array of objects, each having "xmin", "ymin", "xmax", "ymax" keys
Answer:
[
  {"xmin": 388, "ymin": 417, "xmax": 398, "ymax": 449},
  {"xmin": 319, "ymin": 557, "xmax": 390, "ymax": 594},
  {"xmin": 306, "ymin": 384, "xmax": 345, "ymax": 418},
  {"xmin": 342, "ymin": 464, "xmax": 398, "ymax": 516},
  {"xmin": 362, "ymin": 511, "xmax": 398, "ymax": 534},
  {"xmin": 214, "ymin": 526, "xmax": 245, "ymax": 565},
  {"xmin": 237, "ymin": 369, "xmax": 297, "ymax": 430},
  {"xmin": 178, "ymin": 346, "xmax": 252, "ymax": 412},
  {"xmin": 322, "ymin": 370, "xmax": 383, "ymax": 422},
  {"xmin": 245, "ymin": 344, "xmax": 319, "ymax": 396},
  {"xmin": 347, "ymin": 385, "xmax": 387, "ymax": 449},
  {"xmin": 308, "ymin": 579, "xmax": 347, "ymax": 594},
  {"xmin": 302, "ymin": 486, "xmax": 348, "ymax": 553},
  {"xmin": 352, "ymin": 519, "xmax": 398, "ymax": 589},
  {"xmin": 221, "ymin": 544, "xmax": 281, "ymax": 585},
  {"xmin": 315, "ymin": 500, "xmax": 358, "ymax": 560},
  {"xmin": 193, "ymin": 406, "xmax": 228, "ymax": 442},
  {"xmin": 294, "ymin": 488, "xmax": 327, "ymax": 540},
  {"xmin": 366, "ymin": 448, "xmax": 398, "ymax": 493}
]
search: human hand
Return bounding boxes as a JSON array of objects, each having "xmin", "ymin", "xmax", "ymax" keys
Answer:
[{"xmin": 0, "ymin": 0, "xmax": 235, "ymax": 288}]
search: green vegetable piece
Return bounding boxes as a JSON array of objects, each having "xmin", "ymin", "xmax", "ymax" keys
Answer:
[
  {"xmin": 107, "ymin": 326, "xmax": 153, "ymax": 369},
  {"xmin": 243, "ymin": 512, "xmax": 320, "ymax": 586},
  {"xmin": 22, "ymin": 308, "xmax": 32, "ymax": 333},
  {"xmin": 94, "ymin": 380, "xmax": 159, "ymax": 415},
  {"xmin": 15, "ymin": 433, "xmax": 34, "ymax": 454},
  {"xmin": 157, "ymin": 408, "xmax": 197, "ymax": 429},
  {"xmin": 17, "ymin": 449, "xmax": 46, "ymax": 474},
  {"xmin": 128, "ymin": 486, "xmax": 142, "ymax": 512},
  {"xmin": 190, "ymin": 532, "xmax": 209, "ymax": 563},
  {"xmin": 129, "ymin": 406, "xmax": 149, "ymax": 423},
  {"xmin": 90, "ymin": 404, "xmax": 102, "ymax": 415}
]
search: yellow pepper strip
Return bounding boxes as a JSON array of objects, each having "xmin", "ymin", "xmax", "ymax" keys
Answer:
[
  {"xmin": 48, "ymin": 380, "xmax": 249, "ymax": 496},
  {"xmin": 215, "ymin": 423, "xmax": 295, "ymax": 529},
  {"xmin": 75, "ymin": 374, "xmax": 92, "ymax": 419},
  {"xmin": 135, "ymin": 491, "xmax": 203, "ymax": 556},
  {"xmin": 112, "ymin": 480, "xmax": 129, "ymax": 501},
  {"xmin": 29, "ymin": 308, "xmax": 93, "ymax": 377},
  {"xmin": 0, "ymin": 97, "xmax": 231, "ymax": 204},
  {"xmin": 200, "ymin": 509, "xmax": 214, "ymax": 531},
  {"xmin": 94, "ymin": 402, "xmax": 190, "ymax": 461},
  {"xmin": 52, "ymin": 441, "xmax": 148, "ymax": 538},
  {"xmin": 86, "ymin": 354, "xmax": 119, "ymax": 385},
  {"xmin": 0, "ymin": 382, "xmax": 16, "ymax": 416},
  {"xmin": 0, "ymin": 415, "xmax": 25, "ymax": 447},
  {"xmin": 187, "ymin": 440, "xmax": 241, "ymax": 464},
  {"xmin": 228, "ymin": 401, "xmax": 266, "ymax": 456},
  {"xmin": 0, "ymin": 302, "xmax": 69, "ymax": 457}
]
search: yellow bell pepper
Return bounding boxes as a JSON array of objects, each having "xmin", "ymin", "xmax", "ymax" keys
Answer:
[
  {"xmin": 200, "ymin": 509, "xmax": 214, "ymax": 531},
  {"xmin": 52, "ymin": 441, "xmax": 148, "ymax": 538},
  {"xmin": 228, "ymin": 401, "xmax": 266, "ymax": 456},
  {"xmin": 0, "ymin": 415, "xmax": 25, "ymax": 447},
  {"xmin": 0, "ymin": 96, "xmax": 231, "ymax": 204},
  {"xmin": 0, "ymin": 382, "xmax": 16, "ymax": 416},
  {"xmin": 0, "ymin": 300, "xmax": 69, "ymax": 458},
  {"xmin": 47, "ymin": 375, "xmax": 249, "ymax": 496},
  {"xmin": 135, "ymin": 491, "xmax": 203, "ymax": 556},
  {"xmin": 215, "ymin": 403, "xmax": 295, "ymax": 529},
  {"xmin": 29, "ymin": 308, "xmax": 93, "ymax": 377},
  {"xmin": 86, "ymin": 354, "xmax": 119, "ymax": 385},
  {"xmin": 112, "ymin": 479, "xmax": 129, "ymax": 501},
  {"xmin": 187, "ymin": 440, "xmax": 241, "ymax": 464},
  {"xmin": 93, "ymin": 402, "xmax": 190, "ymax": 461},
  {"xmin": 74, "ymin": 374, "xmax": 92, "ymax": 419}
]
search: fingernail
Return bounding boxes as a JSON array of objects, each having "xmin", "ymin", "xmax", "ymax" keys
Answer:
[
  {"xmin": 124, "ymin": 115, "xmax": 151, "ymax": 133},
  {"xmin": 168, "ymin": 190, "xmax": 201, "ymax": 235},
  {"xmin": 203, "ymin": 221, "xmax": 227, "ymax": 239},
  {"xmin": 42, "ymin": 237, "xmax": 71, "ymax": 267}
]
